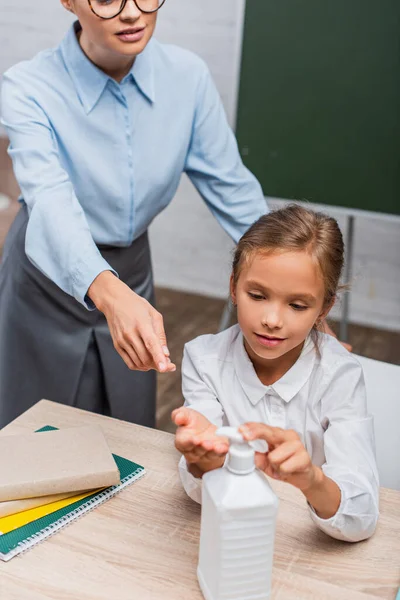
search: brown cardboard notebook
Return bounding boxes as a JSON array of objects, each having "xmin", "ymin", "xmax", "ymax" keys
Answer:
[{"xmin": 0, "ymin": 425, "xmax": 120, "ymax": 502}]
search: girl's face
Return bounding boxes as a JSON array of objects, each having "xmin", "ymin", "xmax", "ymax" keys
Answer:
[
  {"xmin": 231, "ymin": 250, "xmax": 329, "ymax": 363},
  {"xmin": 61, "ymin": 0, "xmax": 157, "ymax": 59}
]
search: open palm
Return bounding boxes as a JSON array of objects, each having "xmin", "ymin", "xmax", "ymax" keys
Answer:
[{"xmin": 172, "ymin": 407, "xmax": 228, "ymax": 474}]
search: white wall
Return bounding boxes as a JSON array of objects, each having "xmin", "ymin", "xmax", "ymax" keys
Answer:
[
  {"xmin": 0, "ymin": 1, "xmax": 73, "ymax": 82},
  {"xmin": 1, "ymin": 0, "xmax": 399, "ymax": 331}
]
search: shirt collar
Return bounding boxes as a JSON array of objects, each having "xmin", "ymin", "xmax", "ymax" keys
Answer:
[
  {"xmin": 59, "ymin": 21, "xmax": 155, "ymax": 114},
  {"xmin": 130, "ymin": 39, "xmax": 155, "ymax": 103},
  {"xmin": 232, "ymin": 329, "xmax": 316, "ymax": 405}
]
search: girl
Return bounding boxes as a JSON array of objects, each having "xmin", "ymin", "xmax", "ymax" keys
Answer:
[
  {"xmin": 0, "ymin": 0, "xmax": 267, "ymax": 427},
  {"xmin": 172, "ymin": 204, "xmax": 379, "ymax": 542}
]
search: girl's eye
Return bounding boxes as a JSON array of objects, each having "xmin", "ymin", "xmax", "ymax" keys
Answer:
[
  {"xmin": 248, "ymin": 292, "xmax": 265, "ymax": 301},
  {"xmin": 290, "ymin": 303, "xmax": 308, "ymax": 311}
]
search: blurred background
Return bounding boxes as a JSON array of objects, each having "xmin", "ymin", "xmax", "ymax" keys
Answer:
[{"xmin": 1, "ymin": 0, "xmax": 399, "ymax": 433}]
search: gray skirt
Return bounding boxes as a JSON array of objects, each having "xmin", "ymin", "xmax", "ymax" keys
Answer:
[{"xmin": 0, "ymin": 205, "xmax": 156, "ymax": 429}]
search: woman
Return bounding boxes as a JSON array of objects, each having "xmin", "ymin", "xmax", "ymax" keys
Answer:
[{"xmin": 0, "ymin": 0, "xmax": 266, "ymax": 428}]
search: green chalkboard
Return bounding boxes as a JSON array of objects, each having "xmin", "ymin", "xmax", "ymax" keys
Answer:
[{"xmin": 236, "ymin": 1, "xmax": 400, "ymax": 215}]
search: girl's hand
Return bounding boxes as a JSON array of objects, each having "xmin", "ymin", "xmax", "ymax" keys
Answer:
[
  {"xmin": 240, "ymin": 422, "xmax": 318, "ymax": 492},
  {"xmin": 88, "ymin": 271, "xmax": 176, "ymax": 373},
  {"xmin": 172, "ymin": 407, "xmax": 229, "ymax": 476}
]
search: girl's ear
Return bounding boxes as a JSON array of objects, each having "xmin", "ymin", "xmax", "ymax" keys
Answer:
[
  {"xmin": 316, "ymin": 296, "xmax": 335, "ymax": 326},
  {"xmin": 60, "ymin": 0, "xmax": 76, "ymax": 14},
  {"xmin": 229, "ymin": 273, "xmax": 237, "ymax": 306}
]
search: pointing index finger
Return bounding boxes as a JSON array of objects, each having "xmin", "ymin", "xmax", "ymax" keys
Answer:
[{"xmin": 240, "ymin": 423, "xmax": 291, "ymax": 447}]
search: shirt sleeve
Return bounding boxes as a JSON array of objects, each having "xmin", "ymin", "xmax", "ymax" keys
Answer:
[
  {"xmin": 309, "ymin": 359, "xmax": 380, "ymax": 542},
  {"xmin": 178, "ymin": 343, "xmax": 226, "ymax": 504},
  {"xmin": 0, "ymin": 71, "xmax": 117, "ymax": 309},
  {"xmin": 184, "ymin": 63, "xmax": 267, "ymax": 243}
]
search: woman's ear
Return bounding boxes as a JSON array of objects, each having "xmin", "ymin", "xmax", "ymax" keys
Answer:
[
  {"xmin": 229, "ymin": 273, "xmax": 237, "ymax": 306},
  {"xmin": 60, "ymin": 0, "xmax": 76, "ymax": 14}
]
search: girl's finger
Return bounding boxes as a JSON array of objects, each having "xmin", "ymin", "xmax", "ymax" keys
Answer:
[
  {"xmin": 278, "ymin": 451, "xmax": 311, "ymax": 476},
  {"xmin": 175, "ymin": 430, "xmax": 197, "ymax": 453},
  {"xmin": 191, "ymin": 434, "xmax": 229, "ymax": 456},
  {"xmin": 211, "ymin": 442, "xmax": 229, "ymax": 455},
  {"xmin": 240, "ymin": 423, "xmax": 286, "ymax": 446},
  {"xmin": 267, "ymin": 441, "xmax": 303, "ymax": 469},
  {"xmin": 254, "ymin": 452, "xmax": 280, "ymax": 479},
  {"xmin": 172, "ymin": 407, "xmax": 193, "ymax": 427},
  {"xmin": 241, "ymin": 423, "xmax": 299, "ymax": 446},
  {"xmin": 195, "ymin": 438, "xmax": 229, "ymax": 455},
  {"xmin": 194, "ymin": 448, "xmax": 228, "ymax": 463},
  {"xmin": 184, "ymin": 447, "xmax": 208, "ymax": 463},
  {"xmin": 254, "ymin": 452, "xmax": 270, "ymax": 472}
]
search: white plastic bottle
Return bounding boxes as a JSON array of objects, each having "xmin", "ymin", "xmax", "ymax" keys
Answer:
[{"xmin": 197, "ymin": 427, "xmax": 279, "ymax": 600}]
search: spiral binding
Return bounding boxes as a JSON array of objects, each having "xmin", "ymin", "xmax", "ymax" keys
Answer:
[{"xmin": 1, "ymin": 466, "xmax": 146, "ymax": 562}]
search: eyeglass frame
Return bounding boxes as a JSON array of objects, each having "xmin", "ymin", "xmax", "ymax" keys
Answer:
[{"xmin": 87, "ymin": 0, "xmax": 167, "ymax": 19}]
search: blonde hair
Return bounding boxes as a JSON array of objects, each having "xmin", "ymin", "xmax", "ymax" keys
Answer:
[{"xmin": 232, "ymin": 204, "xmax": 345, "ymax": 321}]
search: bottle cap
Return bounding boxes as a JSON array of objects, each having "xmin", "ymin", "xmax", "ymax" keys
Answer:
[{"xmin": 215, "ymin": 427, "xmax": 255, "ymax": 475}]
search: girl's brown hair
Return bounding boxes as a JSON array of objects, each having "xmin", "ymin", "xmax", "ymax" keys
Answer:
[{"xmin": 232, "ymin": 204, "xmax": 345, "ymax": 316}]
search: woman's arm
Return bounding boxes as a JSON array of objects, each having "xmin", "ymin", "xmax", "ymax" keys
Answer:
[
  {"xmin": 1, "ymin": 71, "xmax": 174, "ymax": 374},
  {"xmin": 184, "ymin": 62, "xmax": 267, "ymax": 243},
  {"xmin": 1, "ymin": 70, "xmax": 112, "ymax": 307}
]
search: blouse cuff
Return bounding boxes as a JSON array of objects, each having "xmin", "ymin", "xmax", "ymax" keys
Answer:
[
  {"xmin": 178, "ymin": 455, "xmax": 203, "ymax": 504},
  {"xmin": 307, "ymin": 483, "xmax": 376, "ymax": 542},
  {"xmin": 73, "ymin": 255, "xmax": 119, "ymax": 310},
  {"xmin": 308, "ymin": 483, "xmax": 346, "ymax": 539}
]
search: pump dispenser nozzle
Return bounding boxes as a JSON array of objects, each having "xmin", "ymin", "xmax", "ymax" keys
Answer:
[{"xmin": 215, "ymin": 427, "xmax": 255, "ymax": 475}]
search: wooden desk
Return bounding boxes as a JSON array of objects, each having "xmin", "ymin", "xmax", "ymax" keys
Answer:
[{"xmin": 1, "ymin": 400, "xmax": 399, "ymax": 600}]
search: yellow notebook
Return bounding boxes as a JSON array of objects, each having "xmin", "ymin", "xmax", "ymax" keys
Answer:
[
  {"xmin": 0, "ymin": 489, "xmax": 102, "ymax": 535},
  {"xmin": 0, "ymin": 491, "xmax": 80, "ymax": 518}
]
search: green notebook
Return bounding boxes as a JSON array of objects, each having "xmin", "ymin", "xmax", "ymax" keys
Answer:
[{"xmin": 0, "ymin": 426, "xmax": 145, "ymax": 561}]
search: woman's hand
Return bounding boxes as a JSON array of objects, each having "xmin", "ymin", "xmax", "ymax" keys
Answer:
[
  {"xmin": 88, "ymin": 271, "xmax": 176, "ymax": 373},
  {"xmin": 172, "ymin": 407, "xmax": 229, "ymax": 477},
  {"xmin": 240, "ymin": 422, "xmax": 341, "ymax": 519}
]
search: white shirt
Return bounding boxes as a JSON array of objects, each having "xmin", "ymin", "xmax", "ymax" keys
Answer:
[{"xmin": 179, "ymin": 324, "xmax": 379, "ymax": 542}]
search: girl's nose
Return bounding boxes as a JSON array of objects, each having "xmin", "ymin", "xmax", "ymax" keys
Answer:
[{"xmin": 261, "ymin": 307, "xmax": 283, "ymax": 330}]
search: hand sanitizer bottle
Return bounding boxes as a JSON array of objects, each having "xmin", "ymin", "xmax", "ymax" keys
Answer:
[{"xmin": 197, "ymin": 427, "xmax": 279, "ymax": 600}]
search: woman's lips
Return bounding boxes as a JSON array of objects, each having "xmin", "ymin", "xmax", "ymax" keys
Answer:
[
  {"xmin": 116, "ymin": 28, "xmax": 145, "ymax": 43},
  {"xmin": 255, "ymin": 333, "xmax": 286, "ymax": 348}
]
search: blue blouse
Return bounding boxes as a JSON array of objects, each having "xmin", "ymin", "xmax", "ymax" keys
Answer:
[{"xmin": 1, "ymin": 22, "xmax": 266, "ymax": 307}]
